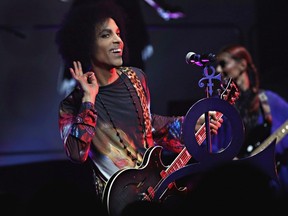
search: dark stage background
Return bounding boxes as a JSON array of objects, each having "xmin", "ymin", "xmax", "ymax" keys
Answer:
[{"xmin": 1, "ymin": 0, "xmax": 287, "ymax": 208}]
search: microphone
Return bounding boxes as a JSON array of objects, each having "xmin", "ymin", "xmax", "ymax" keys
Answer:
[{"xmin": 185, "ymin": 52, "xmax": 216, "ymax": 66}]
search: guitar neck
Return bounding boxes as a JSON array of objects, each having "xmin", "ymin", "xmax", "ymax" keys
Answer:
[
  {"xmin": 251, "ymin": 119, "xmax": 288, "ymax": 156},
  {"xmin": 165, "ymin": 111, "xmax": 223, "ymax": 176}
]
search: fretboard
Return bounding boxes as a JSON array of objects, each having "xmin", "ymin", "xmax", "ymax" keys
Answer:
[{"xmin": 165, "ymin": 111, "xmax": 223, "ymax": 176}]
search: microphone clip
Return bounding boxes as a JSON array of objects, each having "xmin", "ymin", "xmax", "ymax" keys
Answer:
[{"xmin": 186, "ymin": 52, "xmax": 216, "ymax": 67}]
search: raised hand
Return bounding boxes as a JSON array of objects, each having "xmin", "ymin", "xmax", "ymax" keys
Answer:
[{"xmin": 69, "ymin": 61, "xmax": 99, "ymax": 104}]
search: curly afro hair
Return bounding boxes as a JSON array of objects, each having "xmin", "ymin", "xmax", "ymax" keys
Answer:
[{"xmin": 55, "ymin": 0, "xmax": 128, "ymax": 72}]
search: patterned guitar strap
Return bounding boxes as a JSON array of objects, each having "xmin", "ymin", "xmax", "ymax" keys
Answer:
[{"xmin": 120, "ymin": 66, "xmax": 153, "ymax": 149}]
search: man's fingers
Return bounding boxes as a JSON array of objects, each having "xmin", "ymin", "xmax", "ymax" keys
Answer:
[{"xmin": 76, "ymin": 61, "xmax": 82, "ymax": 71}]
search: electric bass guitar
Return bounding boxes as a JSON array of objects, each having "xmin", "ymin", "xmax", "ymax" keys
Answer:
[
  {"xmin": 102, "ymin": 79, "xmax": 239, "ymax": 216},
  {"xmin": 249, "ymin": 119, "xmax": 288, "ymax": 156}
]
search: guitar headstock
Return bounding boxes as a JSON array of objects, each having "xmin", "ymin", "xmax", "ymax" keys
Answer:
[{"xmin": 220, "ymin": 78, "xmax": 240, "ymax": 105}]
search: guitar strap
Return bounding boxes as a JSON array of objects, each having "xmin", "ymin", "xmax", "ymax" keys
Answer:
[
  {"xmin": 119, "ymin": 66, "xmax": 154, "ymax": 149},
  {"xmin": 258, "ymin": 90, "xmax": 272, "ymax": 125}
]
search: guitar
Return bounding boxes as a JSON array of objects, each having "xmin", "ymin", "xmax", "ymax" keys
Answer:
[
  {"xmin": 237, "ymin": 121, "xmax": 272, "ymax": 158},
  {"xmin": 102, "ymin": 79, "xmax": 239, "ymax": 216},
  {"xmin": 249, "ymin": 119, "xmax": 288, "ymax": 156}
]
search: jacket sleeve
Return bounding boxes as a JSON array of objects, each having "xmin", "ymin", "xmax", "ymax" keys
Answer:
[
  {"xmin": 152, "ymin": 114, "xmax": 185, "ymax": 153},
  {"xmin": 59, "ymin": 90, "xmax": 97, "ymax": 163},
  {"xmin": 266, "ymin": 90, "xmax": 288, "ymax": 156}
]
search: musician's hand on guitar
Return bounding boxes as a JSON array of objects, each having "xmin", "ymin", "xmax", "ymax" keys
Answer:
[
  {"xmin": 209, "ymin": 111, "xmax": 223, "ymax": 135},
  {"xmin": 195, "ymin": 111, "xmax": 223, "ymax": 135}
]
